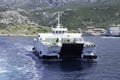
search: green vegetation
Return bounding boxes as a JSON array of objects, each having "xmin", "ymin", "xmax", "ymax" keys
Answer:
[
  {"xmin": 1, "ymin": 1, "xmax": 120, "ymax": 35},
  {"xmin": 0, "ymin": 23, "xmax": 7, "ymax": 29},
  {"xmin": 26, "ymin": 2, "xmax": 120, "ymax": 30},
  {"xmin": 0, "ymin": 24, "xmax": 50, "ymax": 35},
  {"xmin": 61, "ymin": 4, "xmax": 120, "ymax": 29}
]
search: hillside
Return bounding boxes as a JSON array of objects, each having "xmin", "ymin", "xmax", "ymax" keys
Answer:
[
  {"xmin": 0, "ymin": 24, "xmax": 50, "ymax": 36},
  {"xmin": 0, "ymin": 0, "xmax": 107, "ymax": 9},
  {"xmin": 25, "ymin": 2, "xmax": 120, "ymax": 29},
  {"xmin": 61, "ymin": 4, "xmax": 120, "ymax": 29},
  {"xmin": 0, "ymin": 0, "xmax": 120, "ymax": 35}
]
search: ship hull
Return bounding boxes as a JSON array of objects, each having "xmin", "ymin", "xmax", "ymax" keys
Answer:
[{"xmin": 33, "ymin": 42, "xmax": 84, "ymax": 59}]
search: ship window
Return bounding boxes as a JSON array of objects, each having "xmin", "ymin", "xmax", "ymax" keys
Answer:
[
  {"xmin": 38, "ymin": 35, "xmax": 40, "ymax": 37},
  {"xmin": 59, "ymin": 31, "xmax": 62, "ymax": 33}
]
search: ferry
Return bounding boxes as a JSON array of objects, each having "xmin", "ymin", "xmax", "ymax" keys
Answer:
[
  {"xmin": 106, "ymin": 24, "xmax": 120, "ymax": 37},
  {"xmin": 32, "ymin": 12, "xmax": 97, "ymax": 60}
]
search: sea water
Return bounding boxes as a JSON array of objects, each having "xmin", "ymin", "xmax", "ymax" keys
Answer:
[{"xmin": 0, "ymin": 36, "xmax": 120, "ymax": 80}]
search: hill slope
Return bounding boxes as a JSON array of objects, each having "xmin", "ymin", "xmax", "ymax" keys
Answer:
[{"xmin": 0, "ymin": 0, "xmax": 120, "ymax": 35}]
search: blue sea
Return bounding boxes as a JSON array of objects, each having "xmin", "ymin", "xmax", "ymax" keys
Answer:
[{"xmin": 0, "ymin": 36, "xmax": 120, "ymax": 80}]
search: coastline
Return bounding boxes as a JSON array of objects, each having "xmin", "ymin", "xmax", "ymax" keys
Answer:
[{"xmin": 0, "ymin": 34, "xmax": 35, "ymax": 37}]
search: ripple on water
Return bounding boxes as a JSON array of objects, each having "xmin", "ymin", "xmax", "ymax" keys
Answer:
[{"xmin": 0, "ymin": 36, "xmax": 120, "ymax": 80}]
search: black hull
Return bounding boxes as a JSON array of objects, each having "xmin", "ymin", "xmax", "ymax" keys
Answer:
[
  {"xmin": 105, "ymin": 34, "xmax": 120, "ymax": 37},
  {"xmin": 59, "ymin": 43, "xmax": 84, "ymax": 59},
  {"xmin": 83, "ymin": 55, "xmax": 97, "ymax": 59},
  {"xmin": 42, "ymin": 55, "xmax": 58, "ymax": 59}
]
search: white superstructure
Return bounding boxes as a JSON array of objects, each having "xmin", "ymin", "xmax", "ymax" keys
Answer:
[
  {"xmin": 33, "ymin": 12, "xmax": 97, "ymax": 59},
  {"xmin": 106, "ymin": 24, "xmax": 120, "ymax": 37}
]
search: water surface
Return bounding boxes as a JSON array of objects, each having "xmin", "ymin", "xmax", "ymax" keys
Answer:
[{"xmin": 0, "ymin": 36, "xmax": 120, "ymax": 80}]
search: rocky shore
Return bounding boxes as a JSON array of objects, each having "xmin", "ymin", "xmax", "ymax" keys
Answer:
[{"xmin": 0, "ymin": 33, "xmax": 35, "ymax": 36}]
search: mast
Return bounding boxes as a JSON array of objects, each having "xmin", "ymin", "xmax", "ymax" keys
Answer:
[
  {"xmin": 57, "ymin": 12, "xmax": 61, "ymax": 28},
  {"xmin": 51, "ymin": 11, "xmax": 68, "ymax": 34}
]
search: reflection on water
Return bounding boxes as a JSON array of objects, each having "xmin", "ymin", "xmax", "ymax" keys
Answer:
[
  {"xmin": 60, "ymin": 60, "xmax": 97, "ymax": 71},
  {"xmin": 40, "ymin": 59, "xmax": 97, "ymax": 80},
  {"xmin": 42, "ymin": 59, "xmax": 97, "ymax": 71}
]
